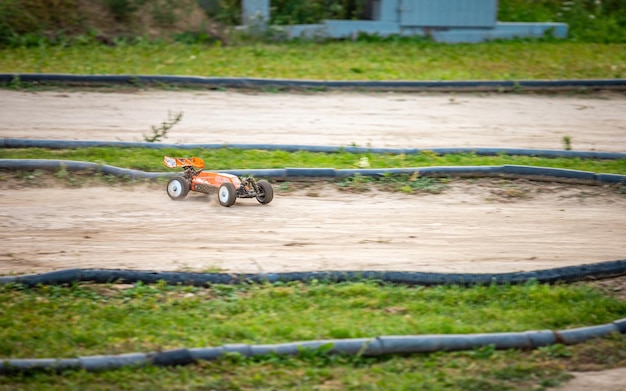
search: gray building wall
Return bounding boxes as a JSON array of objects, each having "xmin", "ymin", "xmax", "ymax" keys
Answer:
[
  {"xmin": 400, "ymin": 0, "xmax": 498, "ymax": 28},
  {"xmin": 239, "ymin": 0, "xmax": 568, "ymax": 43}
]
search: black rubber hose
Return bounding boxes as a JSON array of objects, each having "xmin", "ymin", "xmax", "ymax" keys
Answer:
[
  {"xmin": 2, "ymin": 260, "xmax": 625, "ymax": 288},
  {"xmin": 0, "ymin": 159, "xmax": 167, "ymax": 179},
  {"xmin": 2, "ymin": 74, "xmax": 626, "ymax": 91},
  {"xmin": 2, "ymin": 159, "xmax": 625, "ymax": 184},
  {"xmin": 1, "ymin": 319, "xmax": 625, "ymax": 374},
  {"xmin": 2, "ymin": 138, "xmax": 626, "ymax": 160}
]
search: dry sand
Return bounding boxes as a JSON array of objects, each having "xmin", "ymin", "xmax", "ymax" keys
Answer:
[{"xmin": 1, "ymin": 89, "xmax": 625, "ymax": 151}]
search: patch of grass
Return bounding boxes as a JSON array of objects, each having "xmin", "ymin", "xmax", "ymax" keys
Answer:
[
  {"xmin": 337, "ymin": 173, "xmax": 449, "ymax": 194},
  {"xmin": 0, "ymin": 281, "xmax": 624, "ymax": 389},
  {"xmin": 1, "ymin": 147, "xmax": 625, "ymax": 175},
  {"xmin": 0, "ymin": 41, "xmax": 625, "ymax": 81}
]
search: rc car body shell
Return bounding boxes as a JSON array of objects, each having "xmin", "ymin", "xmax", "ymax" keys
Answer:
[{"xmin": 163, "ymin": 156, "xmax": 273, "ymax": 207}]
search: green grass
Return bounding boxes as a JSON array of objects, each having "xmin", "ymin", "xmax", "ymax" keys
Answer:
[
  {"xmin": 1, "ymin": 147, "xmax": 625, "ymax": 175},
  {"xmin": 0, "ymin": 41, "xmax": 624, "ymax": 80},
  {"xmin": 0, "ymin": 281, "xmax": 625, "ymax": 390}
]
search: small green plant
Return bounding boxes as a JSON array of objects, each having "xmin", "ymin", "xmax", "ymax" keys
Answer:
[
  {"xmin": 143, "ymin": 110, "xmax": 183, "ymax": 142},
  {"xmin": 277, "ymin": 182, "xmax": 293, "ymax": 192},
  {"xmin": 538, "ymin": 343, "xmax": 572, "ymax": 358},
  {"xmin": 337, "ymin": 173, "xmax": 372, "ymax": 192},
  {"xmin": 53, "ymin": 165, "xmax": 81, "ymax": 187},
  {"xmin": 203, "ymin": 265, "xmax": 225, "ymax": 273},
  {"xmin": 465, "ymin": 344, "xmax": 496, "ymax": 359},
  {"xmin": 15, "ymin": 169, "xmax": 45, "ymax": 183},
  {"xmin": 562, "ymin": 135, "xmax": 572, "ymax": 151},
  {"xmin": 8, "ymin": 75, "xmax": 22, "ymax": 89}
]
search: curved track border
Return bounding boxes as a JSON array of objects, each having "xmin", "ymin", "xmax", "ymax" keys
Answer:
[
  {"xmin": 3, "ymin": 260, "xmax": 626, "ymax": 287},
  {"xmin": 1, "ymin": 159, "xmax": 625, "ymax": 184},
  {"xmin": 3, "ymin": 138, "xmax": 626, "ymax": 160},
  {"xmin": 1, "ymin": 319, "xmax": 625, "ymax": 374},
  {"xmin": 1, "ymin": 262, "xmax": 626, "ymax": 373},
  {"xmin": 2, "ymin": 74, "xmax": 626, "ymax": 91}
]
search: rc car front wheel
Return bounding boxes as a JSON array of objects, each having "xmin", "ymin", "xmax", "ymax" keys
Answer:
[
  {"xmin": 166, "ymin": 177, "xmax": 189, "ymax": 200},
  {"xmin": 255, "ymin": 179, "xmax": 274, "ymax": 204},
  {"xmin": 218, "ymin": 182, "xmax": 237, "ymax": 207}
]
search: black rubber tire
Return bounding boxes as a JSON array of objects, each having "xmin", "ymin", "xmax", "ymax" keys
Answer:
[
  {"xmin": 218, "ymin": 183, "xmax": 237, "ymax": 207},
  {"xmin": 255, "ymin": 179, "xmax": 274, "ymax": 204},
  {"xmin": 166, "ymin": 177, "xmax": 190, "ymax": 201}
]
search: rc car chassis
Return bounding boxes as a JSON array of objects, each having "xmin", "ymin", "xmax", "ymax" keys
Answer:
[{"xmin": 163, "ymin": 156, "xmax": 273, "ymax": 207}]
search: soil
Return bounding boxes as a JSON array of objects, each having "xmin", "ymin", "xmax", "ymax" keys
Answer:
[
  {"xmin": 1, "ymin": 89, "xmax": 625, "ymax": 151},
  {"xmin": 1, "ymin": 89, "xmax": 625, "ymax": 390},
  {"xmin": 1, "ymin": 178, "xmax": 625, "ymax": 276},
  {"xmin": 554, "ymin": 367, "xmax": 626, "ymax": 391}
]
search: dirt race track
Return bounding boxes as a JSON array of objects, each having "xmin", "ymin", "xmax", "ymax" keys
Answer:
[
  {"xmin": 1, "ymin": 89, "xmax": 626, "ymax": 390},
  {"xmin": 0, "ymin": 89, "xmax": 625, "ymax": 275},
  {"xmin": 1, "ymin": 179, "xmax": 625, "ymax": 276}
]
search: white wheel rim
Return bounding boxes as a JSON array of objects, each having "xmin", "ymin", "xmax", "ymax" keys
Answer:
[
  {"xmin": 219, "ymin": 187, "xmax": 230, "ymax": 203},
  {"xmin": 168, "ymin": 180, "xmax": 182, "ymax": 197}
]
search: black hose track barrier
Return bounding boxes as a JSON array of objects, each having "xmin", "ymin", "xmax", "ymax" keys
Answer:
[
  {"xmin": 2, "ymin": 159, "xmax": 625, "ymax": 184},
  {"xmin": 2, "ymin": 73, "xmax": 626, "ymax": 91},
  {"xmin": 0, "ymin": 159, "xmax": 166, "ymax": 179},
  {"xmin": 1, "ymin": 319, "xmax": 625, "ymax": 374},
  {"xmin": 1, "ymin": 261, "xmax": 626, "ymax": 374},
  {"xmin": 2, "ymin": 138, "xmax": 626, "ymax": 160},
  {"xmin": 2, "ymin": 260, "xmax": 626, "ymax": 287}
]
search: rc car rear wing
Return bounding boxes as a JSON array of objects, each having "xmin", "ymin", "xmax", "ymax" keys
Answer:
[{"xmin": 163, "ymin": 156, "xmax": 205, "ymax": 169}]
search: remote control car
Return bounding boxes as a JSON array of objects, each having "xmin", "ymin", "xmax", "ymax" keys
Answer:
[{"xmin": 163, "ymin": 156, "xmax": 273, "ymax": 207}]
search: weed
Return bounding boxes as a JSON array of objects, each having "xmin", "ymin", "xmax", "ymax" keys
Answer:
[
  {"xmin": 14, "ymin": 169, "xmax": 45, "ymax": 184},
  {"xmin": 466, "ymin": 344, "xmax": 497, "ymax": 359},
  {"xmin": 539, "ymin": 344, "xmax": 572, "ymax": 358},
  {"xmin": 8, "ymin": 75, "xmax": 22, "ymax": 89},
  {"xmin": 53, "ymin": 164, "xmax": 69, "ymax": 180},
  {"xmin": 562, "ymin": 135, "xmax": 572, "ymax": 151},
  {"xmin": 277, "ymin": 182, "xmax": 293, "ymax": 192},
  {"xmin": 374, "ymin": 173, "xmax": 448, "ymax": 194},
  {"xmin": 128, "ymin": 76, "xmax": 143, "ymax": 87},
  {"xmin": 336, "ymin": 173, "xmax": 372, "ymax": 192},
  {"xmin": 143, "ymin": 110, "xmax": 183, "ymax": 142},
  {"xmin": 203, "ymin": 265, "xmax": 225, "ymax": 273}
]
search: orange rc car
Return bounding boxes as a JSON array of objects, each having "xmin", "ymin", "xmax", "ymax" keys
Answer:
[{"xmin": 163, "ymin": 156, "xmax": 273, "ymax": 207}]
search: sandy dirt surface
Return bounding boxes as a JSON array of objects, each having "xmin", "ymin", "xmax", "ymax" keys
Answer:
[
  {"xmin": 1, "ymin": 179, "xmax": 625, "ymax": 276},
  {"xmin": 1, "ymin": 89, "xmax": 625, "ymax": 390},
  {"xmin": 554, "ymin": 367, "xmax": 626, "ymax": 391},
  {"xmin": 1, "ymin": 89, "xmax": 624, "ymax": 275},
  {"xmin": 1, "ymin": 89, "xmax": 625, "ymax": 151}
]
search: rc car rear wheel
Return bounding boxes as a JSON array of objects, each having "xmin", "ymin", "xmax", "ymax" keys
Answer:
[
  {"xmin": 166, "ymin": 177, "xmax": 189, "ymax": 200},
  {"xmin": 255, "ymin": 179, "xmax": 274, "ymax": 204},
  {"xmin": 218, "ymin": 183, "xmax": 237, "ymax": 207}
]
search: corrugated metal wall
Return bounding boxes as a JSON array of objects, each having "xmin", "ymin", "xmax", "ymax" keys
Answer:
[{"xmin": 400, "ymin": 0, "xmax": 498, "ymax": 28}]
